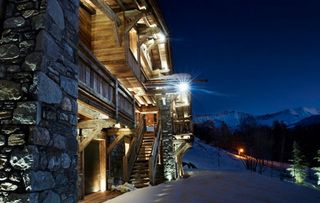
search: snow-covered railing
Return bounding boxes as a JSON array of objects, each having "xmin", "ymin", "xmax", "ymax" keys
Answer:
[
  {"xmin": 149, "ymin": 121, "xmax": 162, "ymax": 185},
  {"xmin": 123, "ymin": 117, "xmax": 145, "ymax": 182}
]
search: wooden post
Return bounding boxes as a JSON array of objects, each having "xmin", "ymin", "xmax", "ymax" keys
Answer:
[{"xmin": 115, "ymin": 80, "xmax": 119, "ymax": 122}]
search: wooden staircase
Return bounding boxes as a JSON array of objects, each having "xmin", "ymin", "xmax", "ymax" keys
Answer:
[{"xmin": 129, "ymin": 132, "xmax": 155, "ymax": 188}]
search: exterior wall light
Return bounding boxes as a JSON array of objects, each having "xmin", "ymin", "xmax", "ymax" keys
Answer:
[{"xmin": 177, "ymin": 82, "xmax": 190, "ymax": 93}]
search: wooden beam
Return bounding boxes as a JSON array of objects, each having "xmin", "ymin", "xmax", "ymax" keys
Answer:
[
  {"xmin": 107, "ymin": 133, "xmax": 131, "ymax": 154},
  {"xmin": 115, "ymin": 0, "xmax": 126, "ymax": 11},
  {"xmin": 107, "ymin": 128, "xmax": 133, "ymax": 136},
  {"xmin": 112, "ymin": 22, "xmax": 122, "ymax": 47},
  {"xmin": 90, "ymin": 0, "xmax": 121, "ymax": 26},
  {"xmin": 79, "ymin": 127, "xmax": 102, "ymax": 152},
  {"xmin": 78, "ymin": 119, "xmax": 115, "ymax": 129},
  {"xmin": 125, "ymin": 12, "xmax": 144, "ymax": 33},
  {"xmin": 78, "ymin": 119, "xmax": 115, "ymax": 152}
]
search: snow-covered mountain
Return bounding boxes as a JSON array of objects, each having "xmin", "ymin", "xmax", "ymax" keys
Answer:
[
  {"xmin": 256, "ymin": 107, "xmax": 320, "ymax": 126},
  {"xmin": 193, "ymin": 111, "xmax": 253, "ymax": 129},
  {"xmin": 194, "ymin": 107, "xmax": 320, "ymax": 129}
]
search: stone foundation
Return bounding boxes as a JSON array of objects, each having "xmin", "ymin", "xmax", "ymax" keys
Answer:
[
  {"xmin": 0, "ymin": 0, "xmax": 79, "ymax": 202},
  {"xmin": 156, "ymin": 94, "xmax": 177, "ymax": 181}
]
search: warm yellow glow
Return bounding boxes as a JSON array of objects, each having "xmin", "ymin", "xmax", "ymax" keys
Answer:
[
  {"xmin": 238, "ymin": 148, "xmax": 244, "ymax": 155},
  {"xmin": 125, "ymin": 142, "xmax": 130, "ymax": 155}
]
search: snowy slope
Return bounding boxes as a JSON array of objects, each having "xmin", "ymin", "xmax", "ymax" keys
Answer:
[
  {"xmin": 106, "ymin": 138, "xmax": 320, "ymax": 203},
  {"xmin": 183, "ymin": 138, "xmax": 243, "ymax": 170}
]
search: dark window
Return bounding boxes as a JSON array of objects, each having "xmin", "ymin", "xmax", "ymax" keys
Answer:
[{"xmin": 0, "ymin": 0, "xmax": 6, "ymax": 33}]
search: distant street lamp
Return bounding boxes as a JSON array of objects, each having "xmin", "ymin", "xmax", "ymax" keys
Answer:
[{"xmin": 238, "ymin": 148, "xmax": 244, "ymax": 156}]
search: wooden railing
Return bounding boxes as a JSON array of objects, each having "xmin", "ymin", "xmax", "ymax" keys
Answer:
[
  {"xmin": 123, "ymin": 117, "xmax": 145, "ymax": 182},
  {"xmin": 78, "ymin": 42, "xmax": 116, "ymax": 106},
  {"xmin": 78, "ymin": 41, "xmax": 135, "ymax": 124},
  {"xmin": 148, "ymin": 121, "xmax": 162, "ymax": 185}
]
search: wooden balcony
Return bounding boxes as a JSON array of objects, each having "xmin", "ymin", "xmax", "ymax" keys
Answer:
[{"xmin": 78, "ymin": 42, "xmax": 135, "ymax": 126}]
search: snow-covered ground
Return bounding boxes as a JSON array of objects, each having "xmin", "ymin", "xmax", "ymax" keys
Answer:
[{"xmin": 106, "ymin": 138, "xmax": 320, "ymax": 203}]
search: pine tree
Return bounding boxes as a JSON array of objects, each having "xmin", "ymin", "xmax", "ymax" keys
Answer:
[
  {"xmin": 287, "ymin": 141, "xmax": 308, "ymax": 184},
  {"xmin": 313, "ymin": 149, "xmax": 320, "ymax": 186}
]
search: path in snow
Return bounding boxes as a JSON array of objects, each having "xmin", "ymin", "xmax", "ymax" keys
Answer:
[{"xmin": 106, "ymin": 138, "xmax": 320, "ymax": 203}]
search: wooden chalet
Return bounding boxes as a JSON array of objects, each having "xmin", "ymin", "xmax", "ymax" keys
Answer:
[
  {"xmin": 76, "ymin": 0, "xmax": 193, "ymax": 200},
  {"xmin": 0, "ymin": 0, "xmax": 193, "ymax": 202}
]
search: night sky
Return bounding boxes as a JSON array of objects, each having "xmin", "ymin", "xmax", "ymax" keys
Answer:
[{"xmin": 159, "ymin": 0, "xmax": 320, "ymax": 115}]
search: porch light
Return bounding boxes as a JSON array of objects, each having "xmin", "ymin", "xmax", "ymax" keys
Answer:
[
  {"xmin": 158, "ymin": 32, "xmax": 166, "ymax": 42},
  {"xmin": 177, "ymin": 82, "xmax": 190, "ymax": 93}
]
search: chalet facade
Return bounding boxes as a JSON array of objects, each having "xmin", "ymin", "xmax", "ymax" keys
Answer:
[{"xmin": 0, "ymin": 0, "xmax": 192, "ymax": 202}]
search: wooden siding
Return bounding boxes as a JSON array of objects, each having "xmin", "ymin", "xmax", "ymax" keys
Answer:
[
  {"xmin": 92, "ymin": 10, "xmax": 126, "ymax": 65},
  {"xmin": 79, "ymin": 6, "xmax": 92, "ymax": 49}
]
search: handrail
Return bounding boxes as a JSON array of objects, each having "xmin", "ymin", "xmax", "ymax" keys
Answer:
[
  {"xmin": 149, "ymin": 121, "xmax": 162, "ymax": 185},
  {"xmin": 123, "ymin": 116, "xmax": 145, "ymax": 182}
]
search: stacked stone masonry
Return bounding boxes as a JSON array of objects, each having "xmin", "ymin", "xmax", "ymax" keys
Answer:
[
  {"xmin": 156, "ymin": 95, "xmax": 177, "ymax": 181},
  {"xmin": 0, "ymin": 0, "xmax": 80, "ymax": 202}
]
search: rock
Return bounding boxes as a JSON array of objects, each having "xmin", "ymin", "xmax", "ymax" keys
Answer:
[
  {"xmin": 40, "ymin": 190, "xmax": 61, "ymax": 203},
  {"xmin": 53, "ymin": 134, "xmax": 66, "ymax": 150},
  {"xmin": 7, "ymin": 65, "xmax": 21, "ymax": 73},
  {"xmin": 0, "ymin": 171, "xmax": 7, "ymax": 181},
  {"xmin": 0, "ymin": 44, "xmax": 20, "ymax": 60},
  {"xmin": 61, "ymin": 153, "xmax": 71, "ymax": 168},
  {"xmin": 1, "ymin": 126, "xmax": 19, "ymax": 135},
  {"xmin": 10, "ymin": 146, "xmax": 39, "ymax": 170},
  {"xmin": 32, "ymin": 13, "xmax": 46, "ymax": 30},
  {"xmin": 39, "ymin": 152, "xmax": 48, "ymax": 170},
  {"xmin": 0, "ymin": 134, "xmax": 5, "ymax": 146},
  {"xmin": 22, "ymin": 10, "xmax": 38, "ymax": 18},
  {"xmin": 59, "ymin": 113, "xmax": 68, "ymax": 121},
  {"xmin": 61, "ymin": 97, "xmax": 72, "ymax": 111},
  {"xmin": 0, "ymin": 80, "xmax": 22, "ymax": 100},
  {"xmin": 13, "ymin": 102, "xmax": 40, "ymax": 125},
  {"xmin": 48, "ymin": 156, "xmax": 61, "ymax": 171},
  {"xmin": 9, "ymin": 172, "xmax": 22, "ymax": 182},
  {"xmin": 48, "ymin": 0, "xmax": 65, "ymax": 30},
  {"xmin": 8, "ymin": 133, "xmax": 25, "ymax": 146},
  {"xmin": 29, "ymin": 127, "xmax": 51, "ymax": 146},
  {"xmin": 0, "ymin": 65, "xmax": 5, "ymax": 78},
  {"xmin": 17, "ymin": 2, "xmax": 34, "ymax": 11},
  {"xmin": 23, "ymin": 52, "xmax": 43, "ymax": 71},
  {"xmin": 0, "ymin": 182, "xmax": 18, "ymax": 191},
  {"xmin": 34, "ymin": 72, "xmax": 63, "ymax": 104},
  {"xmin": 4, "ymin": 17, "xmax": 26, "ymax": 29},
  {"xmin": 23, "ymin": 171, "xmax": 55, "ymax": 191},
  {"xmin": 4, "ymin": 193, "xmax": 36, "ymax": 203},
  {"xmin": 0, "ymin": 155, "xmax": 7, "ymax": 170},
  {"xmin": 60, "ymin": 76, "xmax": 78, "ymax": 98},
  {"xmin": 0, "ymin": 111, "xmax": 11, "ymax": 120}
]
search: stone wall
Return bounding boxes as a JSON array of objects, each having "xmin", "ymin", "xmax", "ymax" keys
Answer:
[
  {"xmin": 0, "ymin": 0, "xmax": 79, "ymax": 202},
  {"xmin": 156, "ymin": 94, "xmax": 177, "ymax": 181}
]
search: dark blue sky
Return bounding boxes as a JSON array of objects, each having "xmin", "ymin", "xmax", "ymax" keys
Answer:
[{"xmin": 159, "ymin": 0, "xmax": 320, "ymax": 115}]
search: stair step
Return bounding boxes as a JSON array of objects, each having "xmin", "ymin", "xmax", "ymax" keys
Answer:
[{"xmin": 131, "ymin": 180, "xmax": 150, "ymax": 184}]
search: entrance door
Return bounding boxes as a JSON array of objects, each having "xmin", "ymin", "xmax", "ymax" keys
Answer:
[
  {"xmin": 84, "ymin": 139, "xmax": 106, "ymax": 195},
  {"xmin": 145, "ymin": 113, "xmax": 157, "ymax": 132}
]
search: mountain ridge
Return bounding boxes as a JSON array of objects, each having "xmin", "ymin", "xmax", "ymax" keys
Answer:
[{"xmin": 193, "ymin": 107, "xmax": 320, "ymax": 129}]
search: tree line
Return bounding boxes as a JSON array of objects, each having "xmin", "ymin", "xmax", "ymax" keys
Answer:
[{"xmin": 194, "ymin": 120, "xmax": 320, "ymax": 167}]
